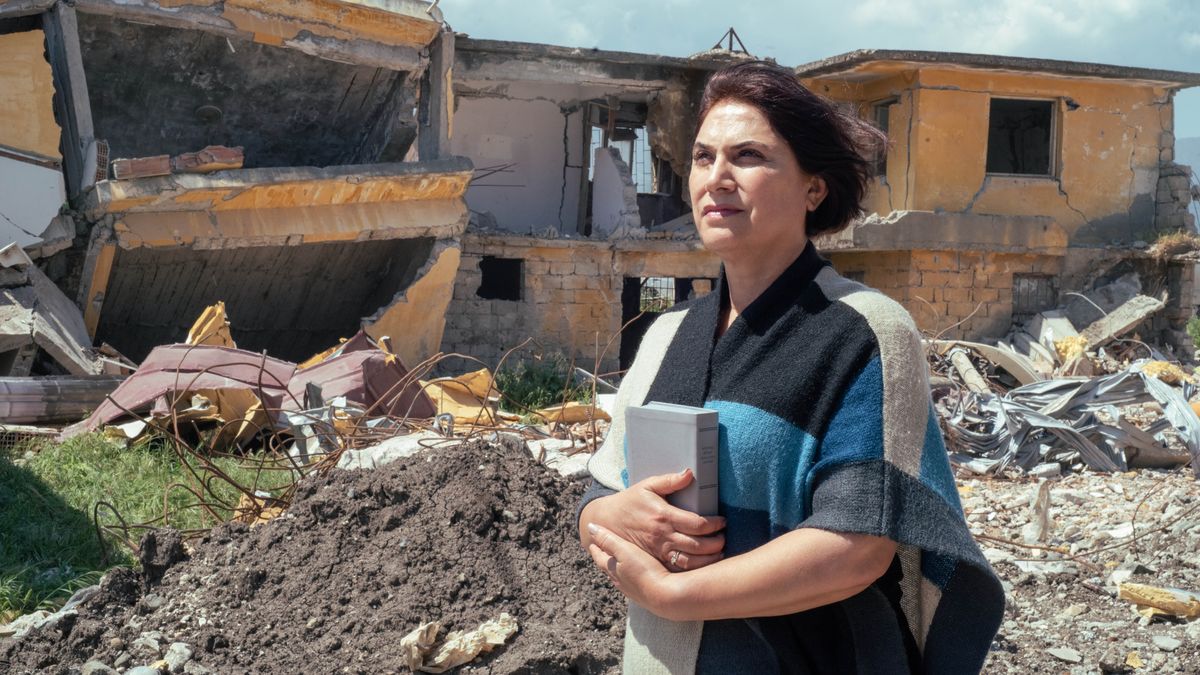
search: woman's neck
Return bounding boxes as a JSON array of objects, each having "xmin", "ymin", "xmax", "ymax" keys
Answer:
[{"xmin": 718, "ymin": 239, "xmax": 809, "ymax": 334}]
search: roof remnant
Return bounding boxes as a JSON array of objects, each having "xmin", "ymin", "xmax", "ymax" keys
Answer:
[{"xmin": 795, "ymin": 49, "xmax": 1200, "ymax": 88}]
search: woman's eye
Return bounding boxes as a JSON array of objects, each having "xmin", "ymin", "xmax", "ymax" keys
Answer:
[
  {"xmin": 738, "ymin": 149, "xmax": 763, "ymax": 159},
  {"xmin": 692, "ymin": 152, "xmax": 712, "ymax": 163}
]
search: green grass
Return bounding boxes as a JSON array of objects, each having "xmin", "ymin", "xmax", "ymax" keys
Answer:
[
  {"xmin": 494, "ymin": 356, "xmax": 593, "ymax": 415},
  {"xmin": 0, "ymin": 433, "xmax": 294, "ymax": 622}
]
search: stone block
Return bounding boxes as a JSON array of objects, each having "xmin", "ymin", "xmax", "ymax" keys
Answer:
[
  {"xmin": 942, "ymin": 287, "xmax": 970, "ymax": 303},
  {"xmin": 574, "ymin": 261, "xmax": 599, "ymax": 276},
  {"xmin": 561, "ymin": 275, "xmax": 591, "ymax": 290}
]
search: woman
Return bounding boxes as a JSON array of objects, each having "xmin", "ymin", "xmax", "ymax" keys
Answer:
[{"xmin": 578, "ymin": 61, "xmax": 1003, "ymax": 674}]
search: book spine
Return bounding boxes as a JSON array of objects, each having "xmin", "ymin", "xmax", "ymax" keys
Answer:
[{"xmin": 696, "ymin": 420, "xmax": 719, "ymax": 516}]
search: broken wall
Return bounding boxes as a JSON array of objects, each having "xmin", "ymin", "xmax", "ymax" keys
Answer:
[
  {"xmin": 829, "ymin": 249, "xmax": 1063, "ymax": 339},
  {"xmin": 591, "ymin": 147, "xmax": 640, "ymax": 237},
  {"xmin": 440, "ymin": 234, "xmax": 720, "ymax": 375},
  {"xmin": 450, "ymin": 83, "xmax": 587, "ymax": 234},
  {"xmin": 75, "ymin": 13, "xmax": 416, "ymax": 169},
  {"xmin": 0, "ymin": 28, "xmax": 70, "ymax": 258},
  {"xmin": 94, "ymin": 236, "xmax": 435, "ymax": 362},
  {"xmin": 0, "ymin": 29, "xmax": 61, "ymax": 160}
]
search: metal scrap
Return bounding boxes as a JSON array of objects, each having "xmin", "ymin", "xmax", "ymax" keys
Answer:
[{"xmin": 940, "ymin": 362, "xmax": 1200, "ymax": 477}]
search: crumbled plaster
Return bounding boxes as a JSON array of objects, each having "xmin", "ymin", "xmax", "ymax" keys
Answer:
[
  {"xmin": 0, "ymin": 30, "xmax": 61, "ymax": 160},
  {"xmin": 365, "ymin": 240, "xmax": 461, "ymax": 368},
  {"xmin": 73, "ymin": 0, "xmax": 438, "ymax": 70},
  {"xmin": 591, "ymin": 147, "xmax": 642, "ymax": 239}
]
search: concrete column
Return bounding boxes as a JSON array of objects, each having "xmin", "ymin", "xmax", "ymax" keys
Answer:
[{"xmin": 418, "ymin": 30, "xmax": 454, "ymax": 161}]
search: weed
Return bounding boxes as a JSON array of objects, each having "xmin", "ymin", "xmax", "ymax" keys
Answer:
[
  {"xmin": 494, "ymin": 355, "xmax": 591, "ymax": 413},
  {"xmin": 1188, "ymin": 317, "xmax": 1200, "ymax": 351},
  {"xmin": 1149, "ymin": 231, "xmax": 1200, "ymax": 259},
  {"xmin": 0, "ymin": 433, "xmax": 291, "ymax": 619}
]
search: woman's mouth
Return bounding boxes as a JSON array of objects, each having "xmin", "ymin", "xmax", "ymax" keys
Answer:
[{"xmin": 702, "ymin": 205, "xmax": 743, "ymax": 217}]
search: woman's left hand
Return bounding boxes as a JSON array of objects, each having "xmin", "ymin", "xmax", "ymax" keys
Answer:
[{"xmin": 587, "ymin": 522, "xmax": 682, "ymax": 618}]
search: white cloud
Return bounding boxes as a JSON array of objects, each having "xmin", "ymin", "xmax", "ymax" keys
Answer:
[{"xmin": 443, "ymin": 0, "xmax": 1200, "ymax": 136}]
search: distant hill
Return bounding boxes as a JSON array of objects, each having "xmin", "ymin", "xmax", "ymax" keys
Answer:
[{"xmin": 1178, "ymin": 137, "xmax": 1200, "ymax": 174}]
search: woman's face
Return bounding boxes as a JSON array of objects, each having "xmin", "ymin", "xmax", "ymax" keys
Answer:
[{"xmin": 689, "ymin": 100, "xmax": 826, "ymax": 265}]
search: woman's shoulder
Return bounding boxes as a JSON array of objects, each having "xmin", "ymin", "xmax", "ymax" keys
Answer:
[{"xmin": 813, "ymin": 267, "xmax": 921, "ymax": 351}]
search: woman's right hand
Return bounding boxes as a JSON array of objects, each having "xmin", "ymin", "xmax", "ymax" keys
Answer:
[{"xmin": 579, "ymin": 470, "xmax": 726, "ymax": 572}]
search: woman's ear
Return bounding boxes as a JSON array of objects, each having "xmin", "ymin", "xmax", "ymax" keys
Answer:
[{"xmin": 806, "ymin": 175, "xmax": 828, "ymax": 213}]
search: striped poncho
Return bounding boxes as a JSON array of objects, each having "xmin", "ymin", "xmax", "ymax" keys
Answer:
[{"xmin": 582, "ymin": 243, "xmax": 1004, "ymax": 673}]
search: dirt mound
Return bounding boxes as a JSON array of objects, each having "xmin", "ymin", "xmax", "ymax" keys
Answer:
[{"xmin": 1, "ymin": 440, "xmax": 625, "ymax": 674}]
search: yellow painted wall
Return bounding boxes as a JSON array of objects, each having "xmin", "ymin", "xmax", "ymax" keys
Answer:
[
  {"xmin": 366, "ymin": 245, "xmax": 461, "ymax": 368},
  {"xmin": 0, "ymin": 30, "xmax": 61, "ymax": 159},
  {"xmin": 806, "ymin": 65, "xmax": 1172, "ymax": 244}
]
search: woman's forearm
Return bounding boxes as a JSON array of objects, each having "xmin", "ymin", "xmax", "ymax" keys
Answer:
[{"xmin": 657, "ymin": 527, "xmax": 896, "ymax": 622}]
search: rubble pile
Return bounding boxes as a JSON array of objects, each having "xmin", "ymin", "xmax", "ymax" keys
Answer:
[
  {"xmin": 969, "ymin": 470, "xmax": 1200, "ymax": 673},
  {"xmin": 0, "ymin": 440, "xmax": 624, "ymax": 674},
  {"xmin": 930, "ymin": 273, "xmax": 1200, "ymax": 479}
]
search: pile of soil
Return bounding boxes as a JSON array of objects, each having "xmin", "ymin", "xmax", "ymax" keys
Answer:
[{"xmin": 1, "ymin": 440, "xmax": 625, "ymax": 674}]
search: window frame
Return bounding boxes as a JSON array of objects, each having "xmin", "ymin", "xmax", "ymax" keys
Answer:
[
  {"xmin": 984, "ymin": 96, "xmax": 1061, "ymax": 179},
  {"xmin": 870, "ymin": 97, "xmax": 899, "ymax": 181}
]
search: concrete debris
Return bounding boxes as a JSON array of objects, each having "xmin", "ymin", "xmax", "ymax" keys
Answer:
[
  {"xmin": 1081, "ymin": 294, "xmax": 1167, "ymax": 351},
  {"xmin": 0, "ymin": 375, "xmax": 125, "ymax": 424},
  {"xmin": 0, "ymin": 245, "xmax": 104, "ymax": 377},
  {"xmin": 966, "ymin": 468, "xmax": 1199, "ymax": 672},
  {"xmin": 1046, "ymin": 646, "xmax": 1083, "ymax": 663}
]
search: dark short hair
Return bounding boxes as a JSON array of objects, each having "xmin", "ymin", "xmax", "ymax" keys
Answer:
[{"xmin": 697, "ymin": 61, "xmax": 884, "ymax": 237}]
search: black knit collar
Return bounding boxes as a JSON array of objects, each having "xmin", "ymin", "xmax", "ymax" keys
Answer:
[{"xmin": 714, "ymin": 240, "xmax": 829, "ymax": 333}]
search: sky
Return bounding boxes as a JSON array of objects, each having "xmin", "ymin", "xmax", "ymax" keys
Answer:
[{"xmin": 443, "ymin": 0, "xmax": 1200, "ymax": 139}]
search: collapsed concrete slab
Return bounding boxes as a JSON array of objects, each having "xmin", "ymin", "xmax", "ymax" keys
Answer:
[
  {"xmin": 0, "ymin": 247, "xmax": 102, "ymax": 377},
  {"xmin": 78, "ymin": 159, "xmax": 473, "ymax": 364}
]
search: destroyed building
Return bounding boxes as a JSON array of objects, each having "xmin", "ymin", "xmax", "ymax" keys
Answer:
[
  {"xmin": 3, "ymin": 4, "xmax": 1200, "ymax": 380},
  {"xmin": 800, "ymin": 50, "xmax": 1200, "ymax": 346},
  {"xmin": 2, "ymin": 0, "xmax": 466, "ymax": 375},
  {"xmin": 438, "ymin": 39, "xmax": 751, "ymax": 375}
]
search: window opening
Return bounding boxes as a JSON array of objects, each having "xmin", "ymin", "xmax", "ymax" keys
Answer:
[
  {"xmin": 986, "ymin": 99, "xmax": 1054, "ymax": 176},
  {"xmin": 619, "ymin": 277, "xmax": 716, "ymax": 369},
  {"xmin": 1012, "ymin": 274, "xmax": 1057, "ymax": 318},
  {"xmin": 476, "ymin": 256, "xmax": 522, "ymax": 301},
  {"xmin": 639, "ymin": 277, "xmax": 675, "ymax": 312},
  {"xmin": 871, "ymin": 98, "xmax": 897, "ymax": 177}
]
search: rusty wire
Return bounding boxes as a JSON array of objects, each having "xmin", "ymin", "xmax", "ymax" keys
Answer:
[{"xmin": 90, "ymin": 332, "xmax": 629, "ymax": 559}]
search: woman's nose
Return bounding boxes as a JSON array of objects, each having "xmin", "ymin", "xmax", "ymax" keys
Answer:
[{"xmin": 704, "ymin": 156, "xmax": 735, "ymax": 193}]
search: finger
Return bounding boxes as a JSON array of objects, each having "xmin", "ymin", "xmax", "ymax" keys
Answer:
[
  {"xmin": 588, "ymin": 522, "xmax": 636, "ymax": 561},
  {"xmin": 669, "ymin": 532, "xmax": 725, "ymax": 557},
  {"xmin": 587, "ymin": 544, "xmax": 620, "ymax": 585},
  {"xmin": 670, "ymin": 510, "xmax": 727, "ymax": 536},
  {"xmin": 639, "ymin": 469, "xmax": 693, "ymax": 497},
  {"xmin": 670, "ymin": 551, "xmax": 723, "ymax": 572}
]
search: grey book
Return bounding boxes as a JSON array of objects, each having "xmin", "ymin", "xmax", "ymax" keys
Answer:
[{"xmin": 625, "ymin": 401, "xmax": 719, "ymax": 516}]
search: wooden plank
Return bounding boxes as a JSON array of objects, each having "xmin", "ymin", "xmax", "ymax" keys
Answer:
[{"xmin": 43, "ymin": 3, "xmax": 96, "ymax": 200}]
